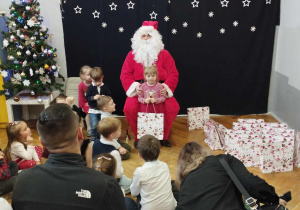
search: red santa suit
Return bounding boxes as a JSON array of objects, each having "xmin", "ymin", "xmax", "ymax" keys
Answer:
[{"xmin": 121, "ymin": 48, "xmax": 180, "ymax": 141}]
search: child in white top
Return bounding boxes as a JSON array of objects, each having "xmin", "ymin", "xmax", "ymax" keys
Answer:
[
  {"xmin": 4, "ymin": 121, "xmax": 42, "ymax": 170},
  {"xmin": 97, "ymin": 96, "xmax": 131, "ymax": 160},
  {"xmin": 130, "ymin": 135, "xmax": 177, "ymax": 210}
]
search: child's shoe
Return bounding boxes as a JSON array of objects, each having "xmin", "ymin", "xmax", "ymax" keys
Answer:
[{"xmin": 119, "ymin": 175, "xmax": 132, "ymax": 194}]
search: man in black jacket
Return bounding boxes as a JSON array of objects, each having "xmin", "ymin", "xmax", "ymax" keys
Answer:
[{"xmin": 12, "ymin": 104, "xmax": 126, "ymax": 210}]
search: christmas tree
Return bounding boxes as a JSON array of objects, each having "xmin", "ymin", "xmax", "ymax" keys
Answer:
[{"xmin": 0, "ymin": 0, "xmax": 64, "ymax": 96}]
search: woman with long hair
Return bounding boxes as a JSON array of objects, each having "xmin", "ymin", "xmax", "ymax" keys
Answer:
[{"xmin": 175, "ymin": 142, "xmax": 287, "ymax": 210}]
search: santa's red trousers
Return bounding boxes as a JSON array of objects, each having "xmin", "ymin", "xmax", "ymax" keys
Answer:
[{"xmin": 124, "ymin": 96, "xmax": 180, "ymax": 141}]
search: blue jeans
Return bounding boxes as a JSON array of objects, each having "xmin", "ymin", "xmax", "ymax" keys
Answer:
[
  {"xmin": 125, "ymin": 197, "xmax": 138, "ymax": 210},
  {"xmin": 90, "ymin": 113, "xmax": 101, "ymax": 141}
]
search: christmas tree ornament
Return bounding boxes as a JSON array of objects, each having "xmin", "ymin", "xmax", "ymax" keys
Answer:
[
  {"xmin": 26, "ymin": 50, "xmax": 31, "ymax": 55},
  {"xmin": 14, "ymin": 96, "xmax": 20, "ymax": 102},
  {"xmin": 34, "ymin": 31, "xmax": 38, "ymax": 36},
  {"xmin": 47, "ymin": 49, "xmax": 52, "ymax": 54},
  {"xmin": 44, "ymin": 64, "xmax": 49, "ymax": 69},
  {"xmin": 51, "ymin": 65, "xmax": 57, "ymax": 72},
  {"xmin": 41, "ymin": 53, "xmax": 45, "ymax": 57},
  {"xmin": 4, "ymin": 89, "xmax": 11, "ymax": 97},
  {"xmin": 39, "ymin": 33, "xmax": 43, "ymax": 36},
  {"xmin": 21, "ymin": 71, "xmax": 26, "ymax": 77},
  {"xmin": 13, "ymin": 60, "xmax": 19, "ymax": 65},
  {"xmin": 11, "ymin": 6, "xmax": 15, "ymax": 11},
  {"xmin": 37, "ymin": 98, "xmax": 43, "ymax": 103},
  {"xmin": 31, "ymin": 90, "xmax": 35, "ymax": 95},
  {"xmin": 30, "ymin": 36, "xmax": 36, "ymax": 41},
  {"xmin": 9, "ymin": 55, "xmax": 15, "ymax": 60},
  {"xmin": 20, "ymin": 34, "xmax": 25, "ymax": 39},
  {"xmin": 12, "ymin": 23, "xmax": 16, "ymax": 27},
  {"xmin": 26, "ymin": 6, "xmax": 30, "ymax": 10},
  {"xmin": 33, "ymin": 53, "xmax": 37, "ymax": 59},
  {"xmin": 35, "ymin": 70, "xmax": 39, "ymax": 74},
  {"xmin": 53, "ymin": 54, "xmax": 57, "ymax": 58},
  {"xmin": 43, "ymin": 49, "xmax": 48, "ymax": 54},
  {"xmin": 24, "ymin": 25, "xmax": 28, "ymax": 29}
]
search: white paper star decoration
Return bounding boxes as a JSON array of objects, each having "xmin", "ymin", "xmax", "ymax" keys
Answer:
[
  {"xmin": 242, "ymin": 0, "xmax": 251, "ymax": 7},
  {"xmin": 220, "ymin": 28, "xmax": 225, "ymax": 34},
  {"xmin": 119, "ymin": 27, "xmax": 124, "ymax": 33},
  {"xmin": 3, "ymin": 39, "xmax": 9, "ymax": 48},
  {"xmin": 22, "ymin": 60, "xmax": 27, "ymax": 67},
  {"xmin": 27, "ymin": 19, "xmax": 35, "ymax": 27},
  {"xmin": 1, "ymin": 70, "xmax": 8, "ymax": 78},
  {"xmin": 233, "ymin": 21, "xmax": 239, "ymax": 27},
  {"xmin": 92, "ymin": 10, "xmax": 100, "ymax": 18},
  {"xmin": 17, "ymin": 51, "xmax": 21, "ymax": 56},
  {"xmin": 183, "ymin": 22, "xmax": 188, "ymax": 28},
  {"xmin": 74, "ymin": 5, "xmax": 82, "ymax": 14},
  {"xmin": 172, "ymin": 29, "xmax": 177, "ymax": 34},
  {"xmin": 23, "ymin": 79, "xmax": 30, "ymax": 86},
  {"xmin": 102, "ymin": 22, "xmax": 107, "ymax": 28},
  {"xmin": 197, "ymin": 32, "xmax": 202, "ymax": 38},
  {"xmin": 39, "ymin": 67, "xmax": 45, "ymax": 74},
  {"xmin": 266, "ymin": 0, "xmax": 271, "ymax": 4},
  {"xmin": 127, "ymin": 1, "xmax": 135, "ymax": 9},
  {"xmin": 14, "ymin": 73, "xmax": 21, "ymax": 81},
  {"xmin": 109, "ymin": 3, "xmax": 117, "ymax": 10},
  {"xmin": 221, "ymin": 0, "xmax": 229, "ymax": 7},
  {"xmin": 164, "ymin": 16, "xmax": 169, "ymax": 22},
  {"xmin": 208, "ymin": 12, "xmax": 214, "ymax": 17},
  {"xmin": 191, "ymin": 0, "xmax": 199, "ymax": 8},
  {"xmin": 250, "ymin": 26, "xmax": 256, "ymax": 32},
  {"xmin": 150, "ymin": 11, "xmax": 157, "ymax": 19}
]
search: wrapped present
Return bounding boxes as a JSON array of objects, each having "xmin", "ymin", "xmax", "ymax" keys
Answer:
[
  {"xmin": 137, "ymin": 112, "xmax": 164, "ymax": 140},
  {"xmin": 294, "ymin": 131, "xmax": 300, "ymax": 167},
  {"xmin": 187, "ymin": 107, "xmax": 210, "ymax": 130},
  {"xmin": 225, "ymin": 131, "xmax": 248, "ymax": 161},
  {"xmin": 261, "ymin": 122, "xmax": 288, "ymax": 129},
  {"xmin": 260, "ymin": 136, "xmax": 294, "ymax": 173},
  {"xmin": 242, "ymin": 135, "xmax": 262, "ymax": 167},
  {"xmin": 233, "ymin": 122, "xmax": 252, "ymax": 131},
  {"xmin": 204, "ymin": 119, "xmax": 226, "ymax": 150},
  {"xmin": 238, "ymin": 119, "xmax": 264, "ymax": 124}
]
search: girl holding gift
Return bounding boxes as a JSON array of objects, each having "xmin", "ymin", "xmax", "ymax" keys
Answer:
[{"xmin": 138, "ymin": 66, "xmax": 165, "ymax": 113}]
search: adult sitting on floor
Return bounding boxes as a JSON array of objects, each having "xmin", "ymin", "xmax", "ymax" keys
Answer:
[{"xmin": 12, "ymin": 103, "xmax": 126, "ymax": 210}]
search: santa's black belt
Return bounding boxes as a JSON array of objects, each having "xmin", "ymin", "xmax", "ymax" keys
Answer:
[{"xmin": 135, "ymin": 80, "xmax": 165, "ymax": 83}]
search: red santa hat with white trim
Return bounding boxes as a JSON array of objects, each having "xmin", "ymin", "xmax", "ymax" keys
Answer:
[{"xmin": 135, "ymin": 21, "xmax": 160, "ymax": 37}]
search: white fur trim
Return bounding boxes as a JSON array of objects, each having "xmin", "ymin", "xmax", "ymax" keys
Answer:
[
  {"xmin": 162, "ymin": 83, "xmax": 173, "ymax": 98},
  {"xmin": 126, "ymin": 82, "xmax": 140, "ymax": 97}
]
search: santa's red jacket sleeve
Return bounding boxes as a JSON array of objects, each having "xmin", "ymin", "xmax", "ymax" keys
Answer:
[{"xmin": 120, "ymin": 49, "xmax": 179, "ymax": 96}]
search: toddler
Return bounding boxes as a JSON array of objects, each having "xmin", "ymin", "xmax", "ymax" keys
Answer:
[
  {"xmin": 130, "ymin": 135, "xmax": 177, "ymax": 210},
  {"xmin": 0, "ymin": 139, "xmax": 18, "ymax": 196},
  {"xmin": 92, "ymin": 117, "xmax": 132, "ymax": 194},
  {"xmin": 138, "ymin": 66, "xmax": 165, "ymax": 113},
  {"xmin": 78, "ymin": 65, "xmax": 93, "ymax": 136},
  {"xmin": 4, "ymin": 121, "xmax": 42, "ymax": 170},
  {"xmin": 86, "ymin": 67, "xmax": 111, "ymax": 141},
  {"xmin": 93, "ymin": 153, "xmax": 117, "ymax": 177},
  {"xmin": 97, "ymin": 96, "xmax": 131, "ymax": 160}
]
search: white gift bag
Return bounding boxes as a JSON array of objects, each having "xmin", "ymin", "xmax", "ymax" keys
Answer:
[
  {"xmin": 137, "ymin": 104, "xmax": 164, "ymax": 140},
  {"xmin": 187, "ymin": 107, "xmax": 210, "ymax": 130}
]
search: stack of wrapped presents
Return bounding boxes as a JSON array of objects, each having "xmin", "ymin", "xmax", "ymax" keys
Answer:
[
  {"xmin": 187, "ymin": 107, "xmax": 210, "ymax": 130},
  {"xmin": 225, "ymin": 119, "xmax": 295, "ymax": 173}
]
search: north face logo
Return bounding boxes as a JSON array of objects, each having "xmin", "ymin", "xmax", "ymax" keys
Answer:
[{"xmin": 75, "ymin": 189, "xmax": 91, "ymax": 199}]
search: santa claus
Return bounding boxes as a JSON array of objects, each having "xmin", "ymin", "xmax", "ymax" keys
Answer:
[{"xmin": 120, "ymin": 21, "xmax": 180, "ymax": 147}]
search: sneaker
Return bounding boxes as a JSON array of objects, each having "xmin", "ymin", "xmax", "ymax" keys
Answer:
[
  {"xmin": 86, "ymin": 130, "xmax": 91, "ymax": 137},
  {"xmin": 119, "ymin": 174, "xmax": 132, "ymax": 194}
]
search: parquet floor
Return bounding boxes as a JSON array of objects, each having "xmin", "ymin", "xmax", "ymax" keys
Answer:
[{"xmin": 1, "ymin": 114, "xmax": 299, "ymax": 209}]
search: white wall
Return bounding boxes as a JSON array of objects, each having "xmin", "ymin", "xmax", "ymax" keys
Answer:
[
  {"xmin": 268, "ymin": 0, "xmax": 300, "ymax": 130},
  {"xmin": 0, "ymin": 0, "xmax": 67, "ymax": 119}
]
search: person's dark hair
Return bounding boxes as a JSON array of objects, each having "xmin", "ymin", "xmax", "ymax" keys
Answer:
[
  {"xmin": 138, "ymin": 135, "xmax": 160, "ymax": 161},
  {"xmin": 90, "ymin": 67, "xmax": 103, "ymax": 81},
  {"xmin": 175, "ymin": 142, "xmax": 211, "ymax": 189},
  {"xmin": 37, "ymin": 103, "xmax": 79, "ymax": 150},
  {"xmin": 93, "ymin": 153, "xmax": 117, "ymax": 177}
]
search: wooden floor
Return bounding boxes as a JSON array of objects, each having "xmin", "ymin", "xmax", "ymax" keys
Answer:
[{"xmin": 1, "ymin": 114, "xmax": 300, "ymax": 209}]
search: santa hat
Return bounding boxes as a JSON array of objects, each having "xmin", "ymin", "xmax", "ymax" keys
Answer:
[{"xmin": 137, "ymin": 21, "xmax": 159, "ymax": 36}]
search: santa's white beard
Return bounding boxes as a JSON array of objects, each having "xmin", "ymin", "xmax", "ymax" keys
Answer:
[{"xmin": 132, "ymin": 35, "xmax": 164, "ymax": 67}]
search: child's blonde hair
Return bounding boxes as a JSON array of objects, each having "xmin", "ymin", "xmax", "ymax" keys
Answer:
[
  {"xmin": 97, "ymin": 96, "xmax": 112, "ymax": 111},
  {"xmin": 93, "ymin": 153, "xmax": 117, "ymax": 177},
  {"xmin": 144, "ymin": 66, "xmax": 158, "ymax": 77},
  {"xmin": 79, "ymin": 65, "xmax": 92, "ymax": 80},
  {"xmin": 4, "ymin": 121, "xmax": 27, "ymax": 161},
  {"xmin": 90, "ymin": 67, "xmax": 104, "ymax": 81},
  {"xmin": 55, "ymin": 94, "xmax": 67, "ymax": 104},
  {"xmin": 97, "ymin": 117, "xmax": 121, "ymax": 138}
]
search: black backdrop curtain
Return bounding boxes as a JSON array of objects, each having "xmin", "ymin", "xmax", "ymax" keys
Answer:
[{"xmin": 61, "ymin": 0, "xmax": 280, "ymax": 115}]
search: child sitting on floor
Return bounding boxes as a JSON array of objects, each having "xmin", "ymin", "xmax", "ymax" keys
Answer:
[
  {"xmin": 92, "ymin": 117, "xmax": 132, "ymax": 194},
  {"xmin": 97, "ymin": 96, "xmax": 131, "ymax": 160},
  {"xmin": 4, "ymin": 121, "xmax": 42, "ymax": 170},
  {"xmin": 0, "ymin": 139, "xmax": 18, "ymax": 196},
  {"xmin": 130, "ymin": 135, "xmax": 177, "ymax": 210}
]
